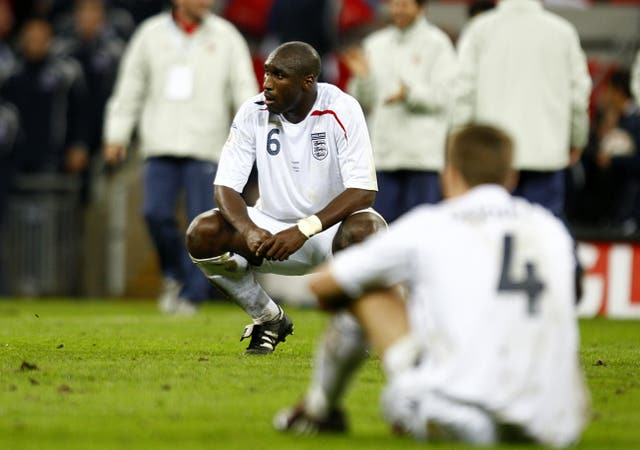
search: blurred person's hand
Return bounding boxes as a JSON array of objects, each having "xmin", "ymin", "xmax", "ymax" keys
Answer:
[
  {"xmin": 596, "ymin": 149, "xmax": 612, "ymax": 169},
  {"xmin": 569, "ymin": 146, "xmax": 583, "ymax": 167},
  {"xmin": 103, "ymin": 143, "xmax": 127, "ymax": 165},
  {"xmin": 340, "ymin": 46, "xmax": 369, "ymax": 78},
  {"xmin": 384, "ymin": 82, "xmax": 407, "ymax": 105},
  {"xmin": 65, "ymin": 144, "xmax": 89, "ymax": 173}
]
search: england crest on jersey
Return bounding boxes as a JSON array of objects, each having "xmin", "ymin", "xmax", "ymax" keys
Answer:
[{"xmin": 311, "ymin": 132, "xmax": 328, "ymax": 160}]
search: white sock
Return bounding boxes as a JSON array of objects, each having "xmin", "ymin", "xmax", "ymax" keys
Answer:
[
  {"xmin": 210, "ymin": 271, "xmax": 280, "ymax": 324},
  {"xmin": 191, "ymin": 252, "xmax": 280, "ymax": 323},
  {"xmin": 305, "ymin": 312, "xmax": 368, "ymax": 416},
  {"xmin": 255, "ymin": 300, "xmax": 282, "ymax": 324},
  {"xmin": 304, "ymin": 385, "xmax": 330, "ymax": 420}
]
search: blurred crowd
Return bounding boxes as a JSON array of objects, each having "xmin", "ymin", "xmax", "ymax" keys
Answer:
[
  {"xmin": 0, "ymin": 0, "xmax": 638, "ymax": 296},
  {"xmin": 0, "ymin": 0, "xmax": 382, "ymax": 219}
]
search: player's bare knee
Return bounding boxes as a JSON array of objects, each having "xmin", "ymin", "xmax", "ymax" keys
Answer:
[
  {"xmin": 186, "ymin": 210, "xmax": 227, "ymax": 259},
  {"xmin": 332, "ymin": 212, "xmax": 387, "ymax": 253}
]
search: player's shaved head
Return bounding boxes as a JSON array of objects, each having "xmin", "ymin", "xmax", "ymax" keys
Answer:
[
  {"xmin": 268, "ymin": 41, "xmax": 321, "ymax": 79},
  {"xmin": 447, "ymin": 124, "xmax": 513, "ymax": 187}
]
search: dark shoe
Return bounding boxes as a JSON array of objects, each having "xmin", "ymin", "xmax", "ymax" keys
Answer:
[
  {"xmin": 240, "ymin": 307, "xmax": 293, "ymax": 355},
  {"xmin": 273, "ymin": 403, "xmax": 347, "ymax": 434}
]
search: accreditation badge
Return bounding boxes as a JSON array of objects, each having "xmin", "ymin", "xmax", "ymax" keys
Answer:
[{"xmin": 164, "ymin": 65, "xmax": 194, "ymax": 100}]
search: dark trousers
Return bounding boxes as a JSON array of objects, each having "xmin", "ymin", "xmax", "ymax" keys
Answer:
[
  {"xmin": 374, "ymin": 170, "xmax": 441, "ymax": 223},
  {"xmin": 143, "ymin": 156, "xmax": 216, "ymax": 302},
  {"xmin": 512, "ymin": 170, "xmax": 565, "ymax": 219}
]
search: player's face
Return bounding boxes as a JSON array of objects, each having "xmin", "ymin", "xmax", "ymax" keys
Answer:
[
  {"xmin": 262, "ymin": 53, "xmax": 305, "ymax": 115},
  {"xmin": 389, "ymin": 0, "xmax": 424, "ymax": 30}
]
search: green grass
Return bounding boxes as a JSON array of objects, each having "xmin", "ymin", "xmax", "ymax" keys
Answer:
[{"xmin": 0, "ymin": 300, "xmax": 638, "ymax": 450}]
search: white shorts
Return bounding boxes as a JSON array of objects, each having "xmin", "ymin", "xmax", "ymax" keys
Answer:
[
  {"xmin": 247, "ymin": 207, "xmax": 384, "ymax": 276},
  {"xmin": 247, "ymin": 207, "xmax": 337, "ymax": 276},
  {"xmin": 381, "ymin": 368, "xmax": 498, "ymax": 445}
]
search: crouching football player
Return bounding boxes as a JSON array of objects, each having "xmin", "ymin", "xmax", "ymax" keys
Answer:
[{"xmin": 186, "ymin": 41, "xmax": 385, "ymax": 354}]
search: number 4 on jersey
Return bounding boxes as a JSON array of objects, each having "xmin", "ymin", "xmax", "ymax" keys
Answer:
[{"xmin": 498, "ymin": 234, "xmax": 545, "ymax": 315}]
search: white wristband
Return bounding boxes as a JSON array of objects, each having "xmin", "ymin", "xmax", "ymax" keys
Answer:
[{"xmin": 297, "ymin": 215, "xmax": 323, "ymax": 238}]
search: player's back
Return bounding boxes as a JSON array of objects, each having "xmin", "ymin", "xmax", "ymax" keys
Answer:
[
  {"xmin": 403, "ymin": 185, "xmax": 588, "ymax": 447},
  {"xmin": 459, "ymin": 6, "xmax": 587, "ymax": 170}
]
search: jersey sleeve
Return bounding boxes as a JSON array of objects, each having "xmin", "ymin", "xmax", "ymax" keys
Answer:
[
  {"xmin": 213, "ymin": 102, "xmax": 257, "ymax": 192},
  {"xmin": 330, "ymin": 209, "xmax": 425, "ymax": 298},
  {"xmin": 335, "ymin": 95, "xmax": 378, "ymax": 191}
]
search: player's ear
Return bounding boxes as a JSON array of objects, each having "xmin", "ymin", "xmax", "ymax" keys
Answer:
[
  {"xmin": 505, "ymin": 169, "xmax": 519, "ymax": 193},
  {"xmin": 302, "ymin": 74, "xmax": 315, "ymax": 90},
  {"xmin": 441, "ymin": 164, "xmax": 453, "ymax": 199}
]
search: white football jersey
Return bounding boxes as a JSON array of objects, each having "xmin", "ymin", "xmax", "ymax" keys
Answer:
[
  {"xmin": 215, "ymin": 83, "xmax": 377, "ymax": 221},
  {"xmin": 331, "ymin": 185, "xmax": 589, "ymax": 446}
]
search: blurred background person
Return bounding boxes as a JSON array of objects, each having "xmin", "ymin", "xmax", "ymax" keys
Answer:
[
  {"xmin": 54, "ymin": 0, "xmax": 135, "ymax": 42},
  {"xmin": 103, "ymin": 0, "xmax": 258, "ymax": 315},
  {"xmin": 456, "ymin": 0, "xmax": 592, "ymax": 219},
  {"xmin": 587, "ymin": 69, "xmax": 640, "ymax": 233},
  {"xmin": 1, "ymin": 17, "xmax": 89, "ymax": 179},
  {"xmin": 55, "ymin": 0, "xmax": 126, "ymax": 203},
  {"xmin": 0, "ymin": 17, "xmax": 89, "ymax": 297},
  {"xmin": 342, "ymin": 0, "xmax": 458, "ymax": 223}
]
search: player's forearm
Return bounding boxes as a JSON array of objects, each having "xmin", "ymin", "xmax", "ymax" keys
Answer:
[
  {"xmin": 315, "ymin": 188, "xmax": 376, "ymax": 231},
  {"xmin": 214, "ymin": 185, "xmax": 254, "ymax": 235}
]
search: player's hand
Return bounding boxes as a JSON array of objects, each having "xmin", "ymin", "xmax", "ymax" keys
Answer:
[
  {"xmin": 244, "ymin": 226, "xmax": 273, "ymax": 255},
  {"xmin": 255, "ymin": 226, "xmax": 307, "ymax": 261},
  {"xmin": 103, "ymin": 143, "xmax": 127, "ymax": 165}
]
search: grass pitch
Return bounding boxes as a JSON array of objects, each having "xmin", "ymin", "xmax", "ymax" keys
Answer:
[{"xmin": 0, "ymin": 299, "xmax": 639, "ymax": 449}]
